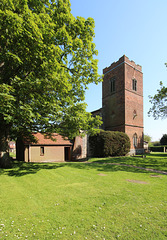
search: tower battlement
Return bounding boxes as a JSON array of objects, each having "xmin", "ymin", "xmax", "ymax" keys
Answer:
[{"xmin": 103, "ymin": 55, "xmax": 142, "ymax": 75}]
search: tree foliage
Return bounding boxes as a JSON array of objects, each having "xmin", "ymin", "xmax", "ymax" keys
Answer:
[
  {"xmin": 149, "ymin": 81, "xmax": 167, "ymax": 119},
  {"xmin": 89, "ymin": 130, "xmax": 130, "ymax": 157},
  {"xmin": 160, "ymin": 134, "xmax": 167, "ymax": 145},
  {"xmin": 0, "ymin": 0, "xmax": 102, "ymax": 158},
  {"xmin": 144, "ymin": 134, "xmax": 152, "ymax": 143}
]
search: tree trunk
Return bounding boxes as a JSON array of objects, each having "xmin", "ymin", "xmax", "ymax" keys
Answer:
[
  {"xmin": 0, "ymin": 120, "xmax": 12, "ymax": 168},
  {"xmin": 0, "ymin": 152, "xmax": 12, "ymax": 168}
]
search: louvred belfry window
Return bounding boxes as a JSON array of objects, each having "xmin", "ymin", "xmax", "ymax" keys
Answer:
[
  {"xmin": 111, "ymin": 77, "xmax": 116, "ymax": 93},
  {"xmin": 132, "ymin": 79, "xmax": 137, "ymax": 91}
]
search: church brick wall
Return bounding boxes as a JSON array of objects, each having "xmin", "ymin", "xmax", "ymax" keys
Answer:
[{"xmin": 102, "ymin": 55, "xmax": 144, "ymax": 154}]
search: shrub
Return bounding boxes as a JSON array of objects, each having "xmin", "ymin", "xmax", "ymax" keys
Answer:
[
  {"xmin": 89, "ymin": 130, "xmax": 130, "ymax": 157},
  {"xmin": 151, "ymin": 141, "xmax": 160, "ymax": 146}
]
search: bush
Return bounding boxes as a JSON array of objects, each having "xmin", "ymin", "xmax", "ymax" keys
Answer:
[
  {"xmin": 89, "ymin": 130, "xmax": 130, "ymax": 157},
  {"xmin": 154, "ymin": 141, "xmax": 161, "ymax": 146}
]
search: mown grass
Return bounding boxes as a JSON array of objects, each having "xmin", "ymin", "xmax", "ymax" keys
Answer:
[
  {"xmin": 0, "ymin": 153, "xmax": 166, "ymax": 239},
  {"xmin": 88, "ymin": 152, "xmax": 167, "ymax": 172},
  {"xmin": 9, "ymin": 152, "xmax": 16, "ymax": 158}
]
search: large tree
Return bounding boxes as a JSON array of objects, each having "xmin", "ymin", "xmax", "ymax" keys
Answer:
[
  {"xmin": 0, "ymin": 0, "xmax": 102, "ymax": 165},
  {"xmin": 144, "ymin": 134, "xmax": 152, "ymax": 143},
  {"xmin": 160, "ymin": 134, "xmax": 167, "ymax": 145},
  {"xmin": 149, "ymin": 81, "xmax": 167, "ymax": 119}
]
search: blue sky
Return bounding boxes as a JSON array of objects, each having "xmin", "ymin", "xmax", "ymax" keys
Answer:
[{"xmin": 70, "ymin": 0, "xmax": 167, "ymax": 141}]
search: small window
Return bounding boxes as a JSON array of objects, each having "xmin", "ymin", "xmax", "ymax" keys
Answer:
[
  {"xmin": 133, "ymin": 134, "xmax": 138, "ymax": 148},
  {"xmin": 111, "ymin": 77, "xmax": 116, "ymax": 93},
  {"xmin": 132, "ymin": 79, "xmax": 137, "ymax": 91},
  {"xmin": 40, "ymin": 146, "xmax": 44, "ymax": 156},
  {"xmin": 133, "ymin": 110, "xmax": 137, "ymax": 119}
]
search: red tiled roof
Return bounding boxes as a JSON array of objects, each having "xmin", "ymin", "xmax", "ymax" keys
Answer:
[
  {"xmin": 27, "ymin": 133, "xmax": 72, "ymax": 146},
  {"xmin": 9, "ymin": 141, "xmax": 16, "ymax": 149}
]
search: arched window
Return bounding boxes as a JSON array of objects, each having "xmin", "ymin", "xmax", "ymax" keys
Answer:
[
  {"xmin": 132, "ymin": 78, "xmax": 137, "ymax": 91},
  {"xmin": 110, "ymin": 77, "xmax": 116, "ymax": 93},
  {"xmin": 133, "ymin": 134, "xmax": 138, "ymax": 148}
]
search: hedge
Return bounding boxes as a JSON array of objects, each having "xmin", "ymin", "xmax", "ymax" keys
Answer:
[
  {"xmin": 149, "ymin": 146, "xmax": 167, "ymax": 152},
  {"xmin": 89, "ymin": 130, "xmax": 130, "ymax": 157}
]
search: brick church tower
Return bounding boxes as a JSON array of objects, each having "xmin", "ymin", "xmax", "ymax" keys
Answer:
[{"xmin": 102, "ymin": 55, "xmax": 144, "ymax": 154}]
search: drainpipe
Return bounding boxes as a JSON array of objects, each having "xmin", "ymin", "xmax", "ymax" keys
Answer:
[{"xmin": 28, "ymin": 145, "xmax": 31, "ymax": 162}]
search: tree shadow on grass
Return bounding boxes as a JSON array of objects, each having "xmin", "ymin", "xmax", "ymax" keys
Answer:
[
  {"xmin": 88, "ymin": 155, "xmax": 167, "ymax": 172},
  {"xmin": 0, "ymin": 154, "xmax": 166, "ymax": 177},
  {"xmin": 66, "ymin": 162, "xmax": 151, "ymax": 174},
  {"xmin": 0, "ymin": 161, "xmax": 65, "ymax": 177},
  {"xmin": 148, "ymin": 153, "xmax": 167, "ymax": 157},
  {"xmin": 0, "ymin": 161, "xmax": 138, "ymax": 177},
  {"xmin": 0, "ymin": 161, "xmax": 160, "ymax": 178}
]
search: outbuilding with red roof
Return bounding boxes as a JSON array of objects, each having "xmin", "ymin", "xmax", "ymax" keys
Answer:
[{"xmin": 16, "ymin": 133, "xmax": 73, "ymax": 162}]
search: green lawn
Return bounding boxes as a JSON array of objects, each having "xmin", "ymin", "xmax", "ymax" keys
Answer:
[
  {"xmin": 88, "ymin": 152, "xmax": 167, "ymax": 172},
  {"xmin": 9, "ymin": 152, "xmax": 16, "ymax": 158},
  {"xmin": 0, "ymin": 153, "xmax": 166, "ymax": 239}
]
